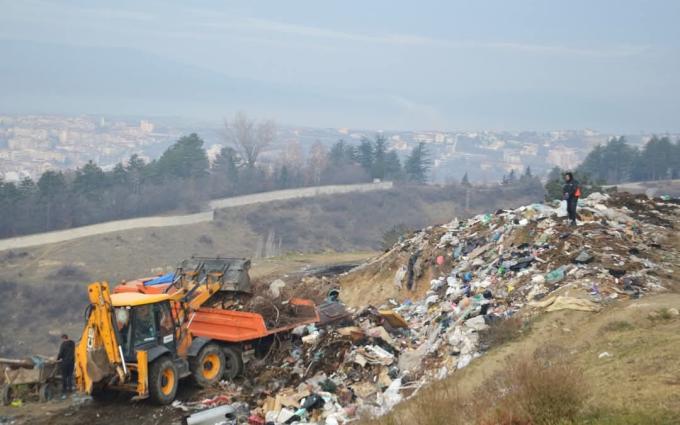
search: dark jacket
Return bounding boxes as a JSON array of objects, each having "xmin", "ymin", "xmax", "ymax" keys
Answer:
[
  {"xmin": 57, "ymin": 339, "xmax": 75, "ymax": 365},
  {"xmin": 563, "ymin": 179, "xmax": 580, "ymax": 200}
]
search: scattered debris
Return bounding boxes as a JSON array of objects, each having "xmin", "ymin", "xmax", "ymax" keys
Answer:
[{"xmin": 12, "ymin": 192, "xmax": 680, "ymax": 424}]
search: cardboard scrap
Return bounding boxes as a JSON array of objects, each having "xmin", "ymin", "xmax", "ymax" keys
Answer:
[
  {"xmin": 530, "ymin": 295, "xmax": 601, "ymax": 312},
  {"xmin": 378, "ymin": 310, "xmax": 409, "ymax": 328}
]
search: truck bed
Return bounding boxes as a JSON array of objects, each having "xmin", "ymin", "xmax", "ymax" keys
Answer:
[
  {"xmin": 114, "ymin": 277, "xmax": 320, "ymax": 343},
  {"xmin": 189, "ymin": 298, "xmax": 319, "ymax": 342}
]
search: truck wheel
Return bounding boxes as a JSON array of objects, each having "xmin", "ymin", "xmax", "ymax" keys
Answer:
[
  {"xmin": 191, "ymin": 343, "xmax": 225, "ymax": 387},
  {"xmin": 148, "ymin": 357, "xmax": 178, "ymax": 405},
  {"xmin": 1, "ymin": 385, "xmax": 12, "ymax": 406},
  {"xmin": 38, "ymin": 383, "xmax": 53, "ymax": 402},
  {"xmin": 222, "ymin": 346, "xmax": 244, "ymax": 380}
]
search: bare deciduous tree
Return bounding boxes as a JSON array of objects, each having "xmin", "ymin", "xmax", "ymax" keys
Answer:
[{"xmin": 224, "ymin": 111, "xmax": 276, "ymax": 168}]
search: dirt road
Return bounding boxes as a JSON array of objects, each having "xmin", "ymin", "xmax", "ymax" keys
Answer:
[{"xmin": 0, "ymin": 182, "xmax": 392, "ymax": 252}]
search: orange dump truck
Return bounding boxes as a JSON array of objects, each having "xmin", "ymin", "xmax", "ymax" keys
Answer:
[{"xmin": 75, "ymin": 257, "xmax": 320, "ymax": 404}]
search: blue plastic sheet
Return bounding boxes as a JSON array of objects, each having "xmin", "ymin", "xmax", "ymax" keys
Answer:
[{"xmin": 144, "ymin": 272, "xmax": 175, "ymax": 286}]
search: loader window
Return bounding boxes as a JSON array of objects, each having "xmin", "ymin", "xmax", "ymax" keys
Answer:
[
  {"xmin": 115, "ymin": 307, "xmax": 132, "ymax": 353},
  {"xmin": 133, "ymin": 305, "xmax": 157, "ymax": 346}
]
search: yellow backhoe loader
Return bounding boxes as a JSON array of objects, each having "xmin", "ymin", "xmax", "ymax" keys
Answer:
[{"xmin": 75, "ymin": 258, "xmax": 320, "ymax": 404}]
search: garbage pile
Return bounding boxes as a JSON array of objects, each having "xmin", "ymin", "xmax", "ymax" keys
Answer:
[{"xmin": 178, "ymin": 192, "xmax": 680, "ymax": 425}]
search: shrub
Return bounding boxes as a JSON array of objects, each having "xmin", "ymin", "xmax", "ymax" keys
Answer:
[{"xmin": 49, "ymin": 264, "xmax": 90, "ymax": 281}]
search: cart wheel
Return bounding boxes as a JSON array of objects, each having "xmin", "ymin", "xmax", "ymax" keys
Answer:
[
  {"xmin": 1, "ymin": 385, "xmax": 13, "ymax": 406},
  {"xmin": 39, "ymin": 383, "xmax": 53, "ymax": 402}
]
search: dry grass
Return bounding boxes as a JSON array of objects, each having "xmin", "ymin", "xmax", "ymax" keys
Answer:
[
  {"xmin": 475, "ymin": 348, "xmax": 586, "ymax": 425},
  {"xmin": 648, "ymin": 308, "xmax": 677, "ymax": 322},
  {"xmin": 479, "ymin": 315, "xmax": 527, "ymax": 349},
  {"xmin": 599, "ymin": 320, "xmax": 634, "ymax": 333},
  {"xmin": 368, "ymin": 347, "xmax": 587, "ymax": 425}
]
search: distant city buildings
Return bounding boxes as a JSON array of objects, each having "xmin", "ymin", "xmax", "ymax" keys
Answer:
[
  {"xmin": 0, "ymin": 114, "xmax": 665, "ymax": 184},
  {"xmin": 0, "ymin": 115, "xmax": 180, "ymax": 181}
]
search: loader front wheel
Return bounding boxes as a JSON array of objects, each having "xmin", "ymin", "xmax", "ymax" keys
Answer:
[
  {"xmin": 149, "ymin": 357, "xmax": 178, "ymax": 405},
  {"xmin": 191, "ymin": 343, "xmax": 225, "ymax": 387}
]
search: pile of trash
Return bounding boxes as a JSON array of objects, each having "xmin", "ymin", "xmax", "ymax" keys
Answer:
[{"xmin": 178, "ymin": 192, "xmax": 680, "ymax": 425}]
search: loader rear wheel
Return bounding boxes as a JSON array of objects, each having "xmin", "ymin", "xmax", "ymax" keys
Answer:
[
  {"xmin": 191, "ymin": 343, "xmax": 225, "ymax": 387},
  {"xmin": 149, "ymin": 357, "xmax": 178, "ymax": 405},
  {"xmin": 222, "ymin": 346, "xmax": 244, "ymax": 380},
  {"xmin": 1, "ymin": 385, "xmax": 13, "ymax": 406}
]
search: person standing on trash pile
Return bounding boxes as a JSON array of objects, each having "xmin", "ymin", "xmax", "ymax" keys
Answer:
[
  {"xmin": 56, "ymin": 334, "xmax": 75, "ymax": 398},
  {"xmin": 563, "ymin": 172, "xmax": 581, "ymax": 226}
]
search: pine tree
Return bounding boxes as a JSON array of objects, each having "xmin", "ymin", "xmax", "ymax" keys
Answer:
[
  {"xmin": 156, "ymin": 133, "xmax": 209, "ymax": 179},
  {"xmin": 73, "ymin": 160, "xmax": 107, "ymax": 200},
  {"xmin": 404, "ymin": 143, "xmax": 430, "ymax": 183},
  {"xmin": 384, "ymin": 151, "xmax": 402, "ymax": 180},
  {"xmin": 461, "ymin": 171, "xmax": 471, "ymax": 186},
  {"xmin": 357, "ymin": 138, "xmax": 374, "ymax": 175},
  {"xmin": 371, "ymin": 134, "xmax": 387, "ymax": 180}
]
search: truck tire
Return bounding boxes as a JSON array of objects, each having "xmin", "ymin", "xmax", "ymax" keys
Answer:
[
  {"xmin": 148, "ymin": 356, "xmax": 178, "ymax": 405},
  {"xmin": 38, "ymin": 383, "xmax": 53, "ymax": 402},
  {"xmin": 190, "ymin": 343, "xmax": 225, "ymax": 387},
  {"xmin": 222, "ymin": 346, "xmax": 244, "ymax": 380},
  {"xmin": 1, "ymin": 385, "xmax": 12, "ymax": 406}
]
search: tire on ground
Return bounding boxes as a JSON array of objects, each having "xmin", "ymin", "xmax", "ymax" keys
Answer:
[
  {"xmin": 1, "ymin": 385, "xmax": 12, "ymax": 406},
  {"xmin": 222, "ymin": 345, "xmax": 244, "ymax": 380},
  {"xmin": 148, "ymin": 356, "xmax": 178, "ymax": 405},
  {"xmin": 38, "ymin": 383, "xmax": 52, "ymax": 402},
  {"xmin": 190, "ymin": 343, "xmax": 226, "ymax": 387}
]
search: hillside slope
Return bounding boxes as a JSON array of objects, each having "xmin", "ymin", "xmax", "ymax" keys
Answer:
[
  {"xmin": 0, "ymin": 184, "xmax": 541, "ymax": 356},
  {"xmin": 0, "ymin": 191, "xmax": 678, "ymax": 425}
]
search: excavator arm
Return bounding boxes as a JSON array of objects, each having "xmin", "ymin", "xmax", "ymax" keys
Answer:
[{"xmin": 75, "ymin": 282, "xmax": 127, "ymax": 394}]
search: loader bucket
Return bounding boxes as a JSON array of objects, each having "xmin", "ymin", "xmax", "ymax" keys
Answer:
[{"xmin": 178, "ymin": 257, "xmax": 252, "ymax": 294}]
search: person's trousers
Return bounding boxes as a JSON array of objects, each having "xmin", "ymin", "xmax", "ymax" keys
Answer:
[
  {"xmin": 567, "ymin": 197, "xmax": 578, "ymax": 222},
  {"xmin": 61, "ymin": 362, "xmax": 74, "ymax": 393}
]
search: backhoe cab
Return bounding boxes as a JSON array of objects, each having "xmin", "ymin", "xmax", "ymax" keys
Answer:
[{"xmin": 75, "ymin": 282, "xmax": 225, "ymax": 404}]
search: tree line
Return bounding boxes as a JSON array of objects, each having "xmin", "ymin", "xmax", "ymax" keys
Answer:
[
  {"xmin": 577, "ymin": 135, "xmax": 680, "ymax": 184},
  {"xmin": 543, "ymin": 135, "xmax": 679, "ymax": 200},
  {"xmin": 0, "ymin": 115, "xmax": 432, "ymax": 238}
]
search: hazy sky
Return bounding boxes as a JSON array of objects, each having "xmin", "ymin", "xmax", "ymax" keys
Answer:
[{"xmin": 2, "ymin": 0, "xmax": 679, "ymax": 132}]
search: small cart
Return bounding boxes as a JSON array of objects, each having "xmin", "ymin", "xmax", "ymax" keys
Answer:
[{"xmin": 1, "ymin": 357, "xmax": 60, "ymax": 405}]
